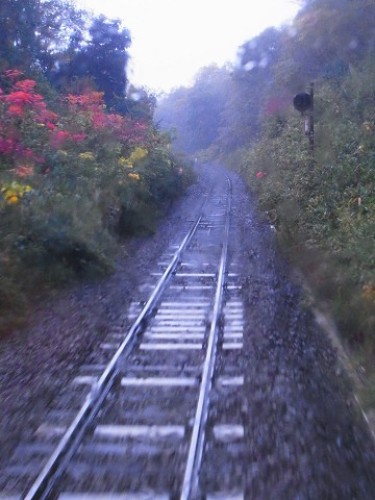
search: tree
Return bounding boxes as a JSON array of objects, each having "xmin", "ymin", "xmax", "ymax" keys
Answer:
[
  {"xmin": 276, "ymin": 0, "xmax": 375, "ymax": 91},
  {"xmin": 0, "ymin": 0, "xmax": 40, "ymax": 70},
  {"xmin": 217, "ymin": 28, "xmax": 286, "ymax": 152},
  {"xmin": 125, "ymin": 86, "xmax": 157, "ymax": 122},
  {"xmin": 55, "ymin": 16, "xmax": 131, "ymax": 109},
  {"xmin": 0, "ymin": 0, "xmax": 86, "ymax": 74}
]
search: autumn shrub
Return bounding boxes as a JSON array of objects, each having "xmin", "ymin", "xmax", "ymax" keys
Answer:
[
  {"xmin": 116, "ymin": 146, "xmax": 194, "ymax": 235},
  {"xmin": 0, "ymin": 70, "xmax": 194, "ymax": 335}
]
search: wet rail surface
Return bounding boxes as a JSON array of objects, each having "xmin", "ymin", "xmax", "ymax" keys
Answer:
[{"xmin": 1, "ymin": 175, "xmax": 249, "ymax": 499}]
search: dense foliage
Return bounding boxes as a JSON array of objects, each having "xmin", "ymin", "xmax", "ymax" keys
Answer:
[
  {"xmin": 0, "ymin": 2, "xmax": 194, "ymax": 334},
  {"xmin": 156, "ymin": 0, "xmax": 375, "ymax": 393}
]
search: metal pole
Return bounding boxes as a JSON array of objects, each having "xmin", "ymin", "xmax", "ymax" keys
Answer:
[{"xmin": 309, "ymin": 81, "xmax": 314, "ymax": 153}]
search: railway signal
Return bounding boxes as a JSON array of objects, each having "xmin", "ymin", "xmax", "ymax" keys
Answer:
[{"xmin": 293, "ymin": 82, "xmax": 314, "ymax": 154}]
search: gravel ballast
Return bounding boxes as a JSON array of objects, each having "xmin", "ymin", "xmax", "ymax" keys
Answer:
[{"xmin": 0, "ymin": 163, "xmax": 374, "ymax": 497}]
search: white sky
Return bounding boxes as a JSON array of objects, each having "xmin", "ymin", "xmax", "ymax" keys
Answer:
[{"xmin": 76, "ymin": 0, "xmax": 301, "ymax": 93}]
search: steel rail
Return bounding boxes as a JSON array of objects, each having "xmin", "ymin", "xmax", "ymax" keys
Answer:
[
  {"xmin": 180, "ymin": 177, "xmax": 232, "ymax": 500},
  {"xmin": 24, "ymin": 209, "xmax": 205, "ymax": 500}
]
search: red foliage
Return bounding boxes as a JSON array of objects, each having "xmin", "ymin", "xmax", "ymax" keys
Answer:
[
  {"xmin": 0, "ymin": 71, "xmax": 54, "ymax": 167},
  {"xmin": 65, "ymin": 90, "xmax": 149, "ymax": 146},
  {"xmin": 23, "ymin": 148, "xmax": 35, "ymax": 159},
  {"xmin": 42, "ymin": 110, "xmax": 58, "ymax": 125},
  {"xmin": 15, "ymin": 164, "xmax": 34, "ymax": 177},
  {"xmin": 92, "ymin": 112, "xmax": 106, "ymax": 129},
  {"xmin": 66, "ymin": 92, "xmax": 105, "ymax": 112},
  {"xmin": 14, "ymin": 79, "xmax": 37, "ymax": 92},
  {"xmin": 0, "ymin": 137, "xmax": 17, "ymax": 155},
  {"xmin": 0, "ymin": 72, "xmax": 151, "ymax": 173},
  {"xmin": 0, "ymin": 74, "xmax": 57, "ymax": 129},
  {"xmin": 50, "ymin": 130, "xmax": 71, "ymax": 148},
  {"xmin": 4, "ymin": 90, "xmax": 43, "ymax": 106},
  {"xmin": 256, "ymin": 171, "xmax": 267, "ymax": 178},
  {"xmin": 49, "ymin": 129, "xmax": 87, "ymax": 149},
  {"xmin": 7, "ymin": 104, "xmax": 24, "ymax": 117},
  {"xmin": 121, "ymin": 119, "xmax": 148, "ymax": 145},
  {"xmin": 71, "ymin": 133, "xmax": 86, "ymax": 142},
  {"xmin": 3, "ymin": 69, "xmax": 23, "ymax": 80}
]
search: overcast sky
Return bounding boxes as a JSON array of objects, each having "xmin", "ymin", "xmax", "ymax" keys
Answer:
[{"xmin": 76, "ymin": 0, "xmax": 301, "ymax": 93}]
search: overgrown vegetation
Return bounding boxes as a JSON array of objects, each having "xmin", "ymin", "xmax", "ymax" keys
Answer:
[
  {"xmin": 157, "ymin": 0, "xmax": 375, "ymax": 409},
  {"xmin": 236, "ymin": 63, "xmax": 375, "ymax": 350},
  {"xmin": 0, "ymin": 2, "xmax": 194, "ymax": 334}
]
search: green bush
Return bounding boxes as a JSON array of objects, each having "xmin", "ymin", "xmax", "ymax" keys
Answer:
[{"xmin": 227, "ymin": 60, "xmax": 375, "ymax": 357}]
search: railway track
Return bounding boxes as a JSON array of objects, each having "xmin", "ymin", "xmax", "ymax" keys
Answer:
[{"xmin": 1, "ymin": 175, "xmax": 248, "ymax": 499}]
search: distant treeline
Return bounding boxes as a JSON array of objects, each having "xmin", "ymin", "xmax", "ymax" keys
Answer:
[{"xmin": 156, "ymin": 0, "xmax": 375, "ymax": 382}]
